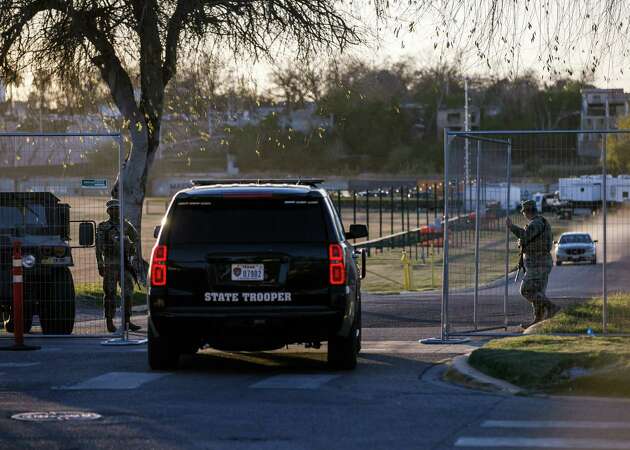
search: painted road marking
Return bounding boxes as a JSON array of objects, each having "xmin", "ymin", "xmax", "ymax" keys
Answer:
[
  {"xmin": 0, "ymin": 363, "xmax": 40, "ymax": 368},
  {"xmin": 483, "ymin": 420, "xmax": 630, "ymax": 429},
  {"xmin": 56, "ymin": 372, "xmax": 167, "ymax": 390},
  {"xmin": 250, "ymin": 374, "xmax": 339, "ymax": 390},
  {"xmin": 455, "ymin": 437, "xmax": 630, "ymax": 449}
]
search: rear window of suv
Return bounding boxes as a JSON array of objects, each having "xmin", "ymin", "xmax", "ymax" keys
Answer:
[{"xmin": 168, "ymin": 197, "xmax": 329, "ymax": 244}]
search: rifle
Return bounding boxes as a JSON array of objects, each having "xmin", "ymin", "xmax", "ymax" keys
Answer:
[
  {"xmin": 514, "ymin": 247, "xmax": 525, "ymax": 284},
  {"xmin": 124, "ymin": 256, "xmax": 141, "ymax": 288}
]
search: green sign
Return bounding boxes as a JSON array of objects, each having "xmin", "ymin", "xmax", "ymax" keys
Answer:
[{"xmin": 81, "ymin": 179, "xmax": 108, "ymax": 189}]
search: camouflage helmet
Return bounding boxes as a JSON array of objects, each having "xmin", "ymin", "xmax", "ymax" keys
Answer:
[
  {"xmin": 520, "ymin": 199, "xmax": 537, "ymax": 213},
  {"xmin": 106, "ymin": 199, "xmax": 120, "ymax": 211}
]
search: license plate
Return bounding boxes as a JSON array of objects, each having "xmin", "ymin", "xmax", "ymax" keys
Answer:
[{"xmin": 231, "ymin": 264, "xmax": 264, "ymax": 281}]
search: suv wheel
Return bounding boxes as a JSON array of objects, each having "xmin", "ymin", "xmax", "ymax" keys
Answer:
[
  {"xmin": 39, "ymin": 268, "xmax": 75, "ymax": 335},
  {"xmin": 2, "ymin": 307, "xmax": 33, "ymax": 334},
  {"xmin": 148, "ymin": 325, "xmax": 180, "ymax": 370},
  {"xmin": 328, "ymin": 313, "xmax": 359, "ymax": 370}
]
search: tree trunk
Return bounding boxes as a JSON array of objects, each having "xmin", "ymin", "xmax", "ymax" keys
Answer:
[{"xmin": 119, "ymin": 118, "xmax": 161, "ymax": 286}]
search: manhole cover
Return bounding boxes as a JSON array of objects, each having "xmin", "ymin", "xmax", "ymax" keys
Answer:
[{"xmin": 11, "ymin": 411, "xmax": 102, "ymax": 422}]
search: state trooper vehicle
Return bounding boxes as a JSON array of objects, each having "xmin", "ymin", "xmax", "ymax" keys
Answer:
[
  {"xmin": 0, "ymin": 192, "xmax": 95, "ymax": 335},
  {"xmin": 148, "ymin": 180, "xmax": 368, "ymax": 370}
]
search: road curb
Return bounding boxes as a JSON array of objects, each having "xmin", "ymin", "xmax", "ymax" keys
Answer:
[{"xmin": 450, "ymin": 353, "xmax": 523, "ymax": 395}]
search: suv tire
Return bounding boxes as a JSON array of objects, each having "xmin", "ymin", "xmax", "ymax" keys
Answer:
[
  {"xmin": 328, "ymin": 312, "xmax": 359, "ymax": 370},
  {"xmin": 39, "ymin": 268, "xmax": 75, "ymax": 335},
  {"xmin": 148, "ymin": 325, "xmax": 180, "ymax": 370},
  {"xmin": 2, "ymin": 307, "xmax": 33, "ymax": 334}
]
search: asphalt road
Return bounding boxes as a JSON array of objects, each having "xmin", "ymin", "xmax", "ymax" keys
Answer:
[{"xmin": 2, "ymin": 338, "xmax": 630, "ymax": 450}]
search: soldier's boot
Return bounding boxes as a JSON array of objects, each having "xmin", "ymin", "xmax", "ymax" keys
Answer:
[
  {"xmin": 544, "ymin": 301, "xmax": 561, "ymax": 319},
  {"xmin": 521, "ymin": 302, "xmax": 545, "ymax": 329},
  {"xmin": 106, "ymin": 317, "xmax": 117, "ymax": 333},
  {"xmin": 125, "ymin": 312, "xmax": 141, "ymax": 332},
  {"xmin": 533, "ymin": 301, "xmax": 546, "ymax": 324}
]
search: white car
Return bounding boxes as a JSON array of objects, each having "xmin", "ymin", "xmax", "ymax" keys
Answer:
[{"xmin": 554, "ymin": 232, "xmax": 597, "ymax": 266}]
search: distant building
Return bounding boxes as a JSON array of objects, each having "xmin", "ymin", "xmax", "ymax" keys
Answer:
[
  {"xmin": 399, "ymin": 102, "xmax": 425, "ymax": 138},
  {"xmin": 578, "ymin": 88, "xmax": 630, "ymax": 158},
  {"xmin": 208, "ymin": 102, "xmax": 333, "ymax": 136},
  {"xmin": 436, "ymin": 106, "xmax": 480, "ymax": 139}
]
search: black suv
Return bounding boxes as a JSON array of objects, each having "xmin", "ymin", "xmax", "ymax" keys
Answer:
[{"xmin": 147, "ymin": 180, "xmax": 367, "ymax": 370}]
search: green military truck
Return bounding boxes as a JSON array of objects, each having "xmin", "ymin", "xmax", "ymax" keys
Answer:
[{"xmin": 0, "ymin": 192, "xmax": 94, "ymax": 335}]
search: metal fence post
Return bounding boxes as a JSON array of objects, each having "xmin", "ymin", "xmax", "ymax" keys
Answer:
[
  {"xmin": 473, "ymin": 140, "xmax": 482, "ymax": 330},
  {"xmin": 416, "ymin": 187, "xmax": 420, "ymax": 228},
  {"xmin": 390, "ymin": 186, "xmax": 394, "ymax": 234},
  {"xmin": 441, "ymin": 132, "xmax": 451, "ymax": 340},
  {"xmin": 102, "ymin": 134, "xmax": 146, "ymax": 346},
  {"xmin": 400, "ymin": 186, "xmax": 405, "ymax": 231},
  {"xmin": 503, "ymin": 139, "xmax": 512, "ymax": 329},
  {"xmin": 379, "ymin": 189, "xmax": 383, "ymax": 238},
  {"xmin": 366, "ymin": 189, "xmax": 370, "ymax": 239},
  {"xmin": 425, "ymin": 184, "xmax": 430, "ymax": 226},
  {"xmin": 406, "ymin": 189, "xmax": 411, "ymax": 237},
  {"xmin": 433, "ymin": 183, "xmax": 438, "ymax": 221},
  {"xmin": 119, "ymin": 135, "xmax": 127, "ymax": 341},
  {"xmin": 602, "ymin": 134, "xmax": 609, "ymax": 334}
]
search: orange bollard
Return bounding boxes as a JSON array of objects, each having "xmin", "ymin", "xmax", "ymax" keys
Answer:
[
  {"xmin": 12, "ymin": 241, "xmax": 24, "ymax": 346},
  {"xmin": 0, "ymin": 241, "xmax": 39, "ymax": 351}
]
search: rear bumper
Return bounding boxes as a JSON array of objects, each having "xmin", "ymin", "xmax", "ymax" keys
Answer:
[{"xmin": 150, "ymin": 305, "xmax": 348, "ymax": 349}]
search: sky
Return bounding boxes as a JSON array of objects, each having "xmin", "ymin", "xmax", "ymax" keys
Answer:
[
  {"xmin": 219, "ymin": 0, "xmax": 630, "ymax": 94},
  {"xmin": 8, "ymin": 1, "xmax": 630, "ymax": 101}
]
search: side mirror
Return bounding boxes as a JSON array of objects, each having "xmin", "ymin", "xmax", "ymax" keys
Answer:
[
  {"xmin": 553, "ymin": 240, "xmax": 558, "ymax": 244},
  {"xmin": 593, "ymin": 239, "xmax": 598, "ymax": 243},
  {"xmin": 345, "ymin": 224, "xmax": 368, "ymax": 240},
  {"xmin": 153, "ymin": 225, "xmax": 161, "ymax": 239},
  {"xmin": 79, "ymin": 222, "xmax": 95, "ymax": 247}
]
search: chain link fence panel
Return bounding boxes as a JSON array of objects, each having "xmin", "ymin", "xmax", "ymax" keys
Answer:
[
  {"xmin": 442, "ymin": 130, "xmax": 630, "ymax": 338},
  {"xmin": 0, "ymin": 132, "xmax": 127, "ymax": 337}
]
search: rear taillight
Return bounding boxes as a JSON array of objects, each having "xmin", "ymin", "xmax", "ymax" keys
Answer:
[
  {"xmin": 329, "ymin": 243, "xmax": 346, "ymax": 285},
  {"xmin": 150, "ymin": 245, "xmax": 167, "ymax": 287}
]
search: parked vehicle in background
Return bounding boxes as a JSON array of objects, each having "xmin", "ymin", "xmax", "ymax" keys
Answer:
[{"xmin": 0, "ymin": 192, "xmax": 95, "ymax": 335}]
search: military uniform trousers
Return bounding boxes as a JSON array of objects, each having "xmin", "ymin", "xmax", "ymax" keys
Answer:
[
  {"xmin": 520, "ymin": 254, "xmax": 552, "ymax": 312},
  {"xmin": 102, "ymin": 265, "xmax": 134, "ymax": 320}
]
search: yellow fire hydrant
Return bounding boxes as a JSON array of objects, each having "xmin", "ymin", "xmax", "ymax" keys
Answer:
[{"xmin": 401, "ymin": 250, "xmax": 412, "ymax": 290}]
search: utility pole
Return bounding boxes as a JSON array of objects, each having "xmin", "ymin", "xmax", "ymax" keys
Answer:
[{"xmin": 464, "ymin": 78, "xmax": 470, "ymax": 211}]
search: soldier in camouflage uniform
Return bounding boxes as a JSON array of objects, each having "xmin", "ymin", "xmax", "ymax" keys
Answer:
[
  {"xmin": 506, "ymin": 200, "xmax": 560, "ymax": 326},
  {"xmin": 95, "ymin": 199, "xmax": 141, "ymax": 333}
]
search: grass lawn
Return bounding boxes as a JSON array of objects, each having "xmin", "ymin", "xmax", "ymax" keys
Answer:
[
  {"xmin": 361, "ymin": 229, "xmax": 520, "ymax": 293},
  {"xmin": 536, "ymin": 294, "xmax": 630, "ymax": 334},
  {"xmin": 468, "ymin": 294, "xmax": 630, "ymax": 396},
  {"xmin": 75, "ymin": 282, "xmax": 147, "ymax": 308}
]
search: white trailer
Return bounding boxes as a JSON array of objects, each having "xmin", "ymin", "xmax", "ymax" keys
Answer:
[
  {"xmin": 465, "ymin": 183, "xmax": 521, "ymax": 211},
  {"xmin": 558, "ymin": 175, "xmax": 607, "ymax": 203},
  {"xmin": 557, "ymin": 175, "xmax": 630, "ymax": 213}
]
